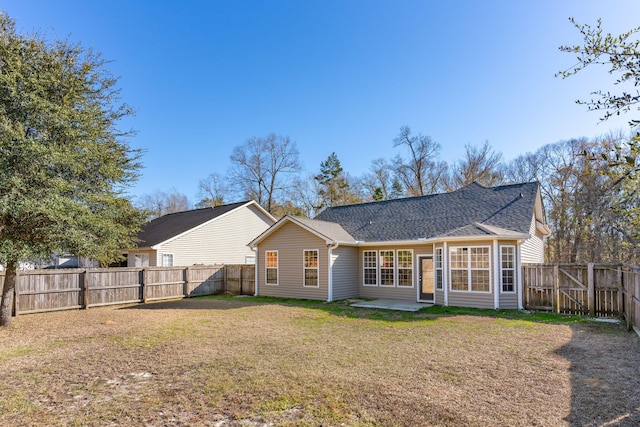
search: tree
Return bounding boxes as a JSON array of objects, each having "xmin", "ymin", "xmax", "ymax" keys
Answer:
[
  {"xmin": 314, "ymin": 152, "xmax": 359, "ymax": 209},
  {"xmin": 558, "ymin": 18, "xmax": 640, "ymax": 245},
  {"xmin": 448, "ymin": 141, "xmax": 504, "ymax": 190},
  {"xmin": 137, "ymin": 189, "xmax": 191, "ymax": 219},
  {"xmin": 504, "ymin": 136, "xmax": 639, "ymax": 264},
  {"xmin": 196, "ymin": 172, "xmax": 228, "ymax": 208},
  {"xmin": 0, "ymin": 15, "xmax": 145, "ymax": 326},
  {"xmin": 229, "ymin": 133, "xmax": 301, "ymax": 213},
  {"xmin": 393, "ymin": 126, "xmax": 447, "ymax": 196},
  {"xmin": 361, "ymin": 158, "xmax": 396, "ymax": 201}
]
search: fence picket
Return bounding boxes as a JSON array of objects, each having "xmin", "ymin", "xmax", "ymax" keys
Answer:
[{"xmin": 0, "ymin": 264, "xmax": 255, "ymax": 316}]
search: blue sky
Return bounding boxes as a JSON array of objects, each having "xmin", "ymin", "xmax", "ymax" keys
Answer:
[{"xmin": 2, "ymin": 1, "xmax": 639, "ymax": 203}]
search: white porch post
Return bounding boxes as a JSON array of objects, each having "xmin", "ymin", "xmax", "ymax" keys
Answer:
[
  {"xmin": 493, "ymin": 239, "xmax": 500, "ymax": 309},
  {"xmin": 517, "ymin": 242, "xmax": 523, "ymax": 310},
  {"xmin": 443, "ymin": 241, "xmax": 448, "ymax": 306}
]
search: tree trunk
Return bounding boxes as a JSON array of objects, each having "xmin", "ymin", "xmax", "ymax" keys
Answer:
[{"xmin": 0, "ymin": 258, "xmax": 18, "ymax": 327}]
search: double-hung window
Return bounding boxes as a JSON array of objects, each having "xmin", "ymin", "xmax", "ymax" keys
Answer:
[
  {"xmin": 397, "ymin": 250, "xmax": 413, "ymax": 287},
  {"xmin": 500, "ymin": 246, "xmax": 516, "ymax": 293},
  {"xmin": 162, "ymin": 253, "xmax": 173, "ymax": 267},
  {"xmin": 363, "ymin": 250, "xmax": 378, "ymax": 286},
  {"xmin": 265, "ymin": 251, "xmax": 278, "ymax": 285},
  {"xmin": 380, "ymin": 250, "xmax": 395, "ymax": 286},
  {"xmin": 303, "ymin": 250, "xmax": 319, "ymax": 287},
  {"xmin": 450, "ymin": 246, "xmax": 491, "ymax": 292}
]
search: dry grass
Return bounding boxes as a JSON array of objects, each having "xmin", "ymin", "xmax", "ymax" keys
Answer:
[{"xmin": 0, "ymin": 297, "xmax": 638, "ymax": 426}]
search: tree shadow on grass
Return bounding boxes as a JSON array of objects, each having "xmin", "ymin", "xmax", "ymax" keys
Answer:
[{"xmin": 555, "ymin": 323, "xmax": 640, "ymax": 426}]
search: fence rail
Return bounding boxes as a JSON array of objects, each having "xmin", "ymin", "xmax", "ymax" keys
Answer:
[
  {"xmin": 1, "ymin": 264, "xmax": 255, "ymax": 316},
  {"xmin": 522, "ymin": 263, "xmax": 640, "ymax": 334}
]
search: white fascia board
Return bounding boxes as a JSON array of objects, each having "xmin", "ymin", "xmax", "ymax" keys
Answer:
[
  {"xmin": 155, "ymin": 203, "xmax": 261, "ymax": 249},
  {"xmin": 356, "ymin": 233, "xmax": 530, "ymax": 247}
]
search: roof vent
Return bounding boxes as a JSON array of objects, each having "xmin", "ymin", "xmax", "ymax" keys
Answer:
[{"xmin": 519, "ymin": 193, "xmax": 524, "ymax": 198}]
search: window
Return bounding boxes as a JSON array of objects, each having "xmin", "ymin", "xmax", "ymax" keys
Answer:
[
  {"xmin": 397, "ymin": 250, "xmax": 413, "ymax": 287},
  {"xmin": 265, "ymin": 251, "xmax": 278, "ymax": 285},
  {"xmin": 245, "ymin": 255, "xmax": 256, "ymax": 265},
  {"xmin": 449, "ymin": 246, "xmax": 491, "ymax": 292},
  {"xmin": 435, "ymin": 248, "xmax": 443, "ymax": 290},
  {"xmin": 133, "ymin": 253, "xmax": 149, "ymax": 267},
  {"xmin": 162, "ymin": 253, "xmax": 173, "ymax": 267},
  {"xmin": 303, "ymin": 250, "xmax": 319, "ymax": 287},
  {"xmin": 380, "ymin": 250, "xmax": 395, "ymax": 286},
  {"xmin": 363, "ymin": 250, "xmax": 378, "ymax": 286},
  {"xmin": 501, "ymin": 246, "xmax": 516, "ymax": 293}
]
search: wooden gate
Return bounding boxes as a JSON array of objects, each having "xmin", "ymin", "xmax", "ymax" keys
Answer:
[{"xmin": 523, "ymin": 264, "xmax": 623, "ymax": 317}]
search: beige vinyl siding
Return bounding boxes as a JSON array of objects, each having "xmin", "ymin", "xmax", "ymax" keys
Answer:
[
  {"xmin": 158, "ymin": 204, "xmax": 273, "ymax": 266},
  {"xmin": 257, "ymin": 221, "xmax": 328, "ymax": 300},
  {"xmin": 499, "ymin": 293, "xmax": 519, "ymax": 309},
  {"xmin": 448, "ymin": 292, "xmax": 495, "ymax": 309},
  {"xmin": 331, "ymin": 246, "xmax": 359, "ymax": 300},
  {"xmin": 521, "ymin": 214, "xmax": 545, "ymax": 263},
  {"xmin": 358, "ymin": 244, "xmax": 431, "ymax": 302}
]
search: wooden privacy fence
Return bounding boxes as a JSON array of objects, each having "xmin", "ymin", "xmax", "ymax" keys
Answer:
[
  {"xmin": 523, "ymin": 263, "xmax": 640, "ymax": 333},
  {"xmin": 1, "ymin": 264, "xmax": 256, "ymax": 316}
]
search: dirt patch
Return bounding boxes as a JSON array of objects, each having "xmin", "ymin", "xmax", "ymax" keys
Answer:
[{"xmin": 0, "ymin": 297, "xmax": 638, "ymax": 426}]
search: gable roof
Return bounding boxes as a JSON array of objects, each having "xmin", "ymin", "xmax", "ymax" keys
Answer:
[
  {"xmin": 314, "ymin": 182, "xmax": 542, "ymax": 243},
  {"xmin": 138, "ymin": 201, "xmax": 274, "ymax": 248},
  {"xmin": 249, "ymin": 182, "xmax": 546, "ymax": 247},
  {"xmin": 248, "ymin": 216, "xmax": 357, "ymax": 247}
]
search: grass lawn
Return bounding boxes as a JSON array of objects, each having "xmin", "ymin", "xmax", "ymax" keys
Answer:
[{"xmin": 0, "ymin": 296, "xmax": 638, "ymax": 426}]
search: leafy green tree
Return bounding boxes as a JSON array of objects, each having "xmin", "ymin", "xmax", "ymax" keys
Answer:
[
  {"xmin": 558, "ymin": 17, "xmax": 640, "ymax": 245},
  {"xmin": 314, "ymin": 152, "xmax": 358, "ymax": 209},
  {"xmin": 0, "ymin": 15, "xmax": 145, "ymax": 326}
]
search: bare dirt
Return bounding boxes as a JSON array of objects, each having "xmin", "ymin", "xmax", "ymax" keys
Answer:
[{"xmin": 0, "ymin": 297, "xmax": 638, "ymax": 426}]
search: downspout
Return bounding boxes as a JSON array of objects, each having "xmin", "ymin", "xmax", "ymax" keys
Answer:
[
  {"xmin": 327, "ymin": 242, "xmax": 339, "ymax": 302},
  {"xmin": 251, "ymin": 246, "xmax": 259, "ymax": 297}
]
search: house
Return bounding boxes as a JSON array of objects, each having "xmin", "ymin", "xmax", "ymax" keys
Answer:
[
  {"xmin": 248, "ymin": 182, "xmax": 550, "ymax": 309},
  {"xmin": 127, "ymin": 200, "xmax": 275, "ymax": 267}
]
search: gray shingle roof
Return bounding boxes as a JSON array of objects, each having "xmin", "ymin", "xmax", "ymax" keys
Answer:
[
  {"xmin": 314, "ymin": 182, "xmax": 540, "ymax": 242},
  {"xmin": 292, "ymin": 217, "xmax": 357, "ymax": 244},
  {"xmin": 137, "ymin": 201, "xmax": 251, "ymax": 247}
]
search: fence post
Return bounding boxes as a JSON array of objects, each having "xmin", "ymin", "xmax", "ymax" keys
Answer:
[
  {"xmin": 240, "ymin": 265, "xmax": 243, "ymax": 295},
  {"xmin": 617, "ymin": 266, "xmax": 623, "ymax": 320},
  {"xmin": 554, "ymin": 264, "xmax": 560, "ymax": 314},
  {"xmin": 587, "ymin": 263, "xmax": 595, "ymax": 316},
  {"xmin": 184, "ymin": 267, "xmax": 190, "ymax": 298},
  {"xmin": 82, "ymin": 269, "xmax": 89, "ymax": 310},
  {"xmin": 142, "ymin": 268, "xmax": 148, "ymax": 303}
]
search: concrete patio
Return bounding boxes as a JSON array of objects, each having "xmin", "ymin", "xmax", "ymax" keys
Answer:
[{"xmin": 349, "ymin": 299, "xmax": 431, "ymax": 312}]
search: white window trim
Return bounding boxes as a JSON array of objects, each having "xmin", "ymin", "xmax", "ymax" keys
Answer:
[
  {"xmin": 448, "ymin": 246, "xmax": 492, "ymax": 293},
  {"xmin": 363, "ymin": 250, "xmax": 378, "ymax": 287},
  {"xmin": 500, "ymin": 245, "xmax": 516, "ymax": 294},
  {"xmin": 397, "ymin": 249, "xmax": 414, "ymax": 288},
  {"xmin": 265, "ymin": 250, "xmax": 278, "ymax": 286},
  {"xmin": 379, "ymin": 250, "xmax": 396, "ymax": 287},
  {"xmin": 161, "ymin": 252, "xmax": 174, "ymax": 267},
  {"xmin": 303, "ymin": 249, "xmax": 319, "ymax": 288},
  {"xmin": 435, "ymin": 247, "xmax": 444, "ymax": 291}
]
